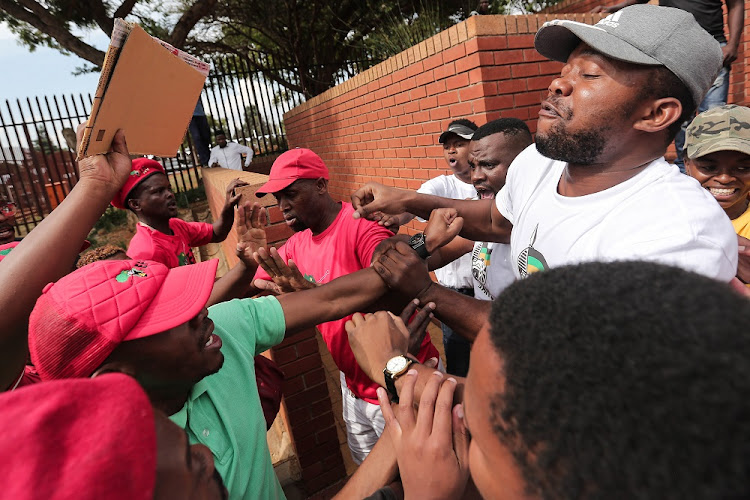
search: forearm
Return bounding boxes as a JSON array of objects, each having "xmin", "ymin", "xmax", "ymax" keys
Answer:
[
  {"xmin": 333, "ymin": 428, "xmax": 399, "ymax": 499},
  {"xmin": 427, "ymin": 237, "xmax": 473, "ymax": 271},
  {"xmin": 212, "ymin": 207, "xmax": 235, "ymax": 242},
  {"xmin": 726, "ymin": 0, "xmax": 744, "ymax": 50},
  {"xmin": 279, "ymin": 268, "xmax": 388, "ymax": 336},
  {"xmin": 418, "ymin": 283, "xmax": 489, "ymax": 341},
  {"xmin": 0, "ymin": 179, "xmax": 115, "ymax": 386},
  {"xmin": 206, "ymin": 261, "xmax": 259, "ymax": 307}
]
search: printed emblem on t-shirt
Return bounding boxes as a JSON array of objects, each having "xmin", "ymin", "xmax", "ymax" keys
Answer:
[
  {"xmin": 303, "ymin": 273, "xmax": 317, "ymax": 284},
  {"xmin": 517, "ymin": 224, "xmax": 548, "ymax": 278},
  {"xmin": 178, "ymin": 250, "xmax": 197, "ymax": 266},
  {"xmin": 0, "ymin": 248, "xmax": 12, "ymax": 256},
  {"xmin": 472, "ymin": 242, "xmax": 494, "ymax": 300}
]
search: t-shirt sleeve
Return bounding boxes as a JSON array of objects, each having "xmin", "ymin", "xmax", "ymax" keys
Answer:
[
  {"xmin": 252, "ymin": 241, "xmax": 291, "ymax": 282},
  {"xmin": 209, "ymin": 296, "xmax": 286, "ymax": 355},
  {"xmin": 177, "ymin": 220, "xmax": 214, "ymax": 247},
  {"xmin": 415, "ymin": 177, "xmax": 447, "ymax": 222},
  {"xmin": 356, "ymin": 220, "xmax": 394, "ymax": 267}
]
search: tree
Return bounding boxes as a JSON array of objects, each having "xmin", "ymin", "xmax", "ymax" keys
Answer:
[
  {"xmin": 32, "ymin": 125, "xmax": 58, "ymax": 154},
  {"xmin": 0, "ymin": 0, "xmax": 219, "ymax": 68},
  {"xmin": 189, "ymin": 0, "xmax": 475, "ymax": 99}
]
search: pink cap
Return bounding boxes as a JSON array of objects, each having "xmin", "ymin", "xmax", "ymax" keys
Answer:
[
  {"xmin": 111, "ymin": 158, "xmax": 165, "ymax": 209},
  {"xmin": 256, "ymin": 148, "xmax": 329, "ymax": 196},
  {"xmin": 1, "ymin": 373, "xmax": 156, "ymax": 500},
  {"xmin": 28, "ymin": 258, "xmax": 218, "ymax": 380}
]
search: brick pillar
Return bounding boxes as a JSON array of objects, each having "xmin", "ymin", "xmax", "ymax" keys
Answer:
[{"xmin": 202, "ymin": 167, "xmax": 346, "ymax": 494}]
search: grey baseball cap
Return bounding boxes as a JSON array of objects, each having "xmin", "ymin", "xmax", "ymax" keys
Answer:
[
  {"xmin": 534, "ymin": 4, "xmax": 723, "ymax": 106},
  {"xmin": 685, "ymin": 105, "xmax": 750, "ymax": 159},
  {"xmin": 439, "ymin": 123, "xmax": 475, "ymax": 143}
]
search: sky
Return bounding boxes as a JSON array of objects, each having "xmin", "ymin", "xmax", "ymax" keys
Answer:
[{"xmin": 0, "ymin": 22, "xmax": 108, "ymax": 103}]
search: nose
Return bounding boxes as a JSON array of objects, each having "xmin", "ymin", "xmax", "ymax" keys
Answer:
[
  {"xmin": 548, "ymin": 71, "xmax": 573, "ymax": 96},
  {"xmin": 715, "ymin": 172, "xmax": 736, "ymax": 184},
  {"xmin": 277, "ymin": 196, "xmax": 290, "ymax": 212}
]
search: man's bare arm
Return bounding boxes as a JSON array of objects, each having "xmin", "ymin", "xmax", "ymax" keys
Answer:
[
  {"xmin": 332, "ymin": 427, "xmax": 399, "ymax": 499},
  {"xmin": 277, "ymin": 267, "xmax": 388, "ymax": 336},
  {"xmin": 352, "ymin": 183, "xmax": 511, "ymax": 243}
]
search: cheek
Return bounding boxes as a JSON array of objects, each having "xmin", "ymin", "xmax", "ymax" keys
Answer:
[{"xmin": 469, "ymin": 440, "xmax": 495, "ymax": 499}]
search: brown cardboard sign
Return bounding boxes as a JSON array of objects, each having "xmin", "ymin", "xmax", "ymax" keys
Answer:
[{"xmin": 77, "ymin": 22, "xmax": 207, "ymax": 159}]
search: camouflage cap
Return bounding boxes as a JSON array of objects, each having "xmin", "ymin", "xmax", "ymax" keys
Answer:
[{"xmin": 685, "ymin": 105, "xmax": 750, "ymax": 160}]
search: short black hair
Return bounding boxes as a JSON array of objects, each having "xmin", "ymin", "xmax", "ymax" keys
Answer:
[
  {"xmin": 215, "ymin": 129, "xmax": 226, "ymax": 137},
  {"xmin": 448, "ymin": 118, "xmax": 478, "ymax": 131},
  {"xmin": 472, "ymin": 118, "xmax": 532, "ymax": 143},
  {"xmin": 488, "ymin": 261, "xmax": 750, "ymax": 499},
  {"xmin": 638, "ymin": 67, "xmax": 695, "ymax": 144}
]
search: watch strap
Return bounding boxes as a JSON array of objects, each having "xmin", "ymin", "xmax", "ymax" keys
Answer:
[{"xmin": 383, "ymin": 357, "xmax": 416, "ymax": 404}]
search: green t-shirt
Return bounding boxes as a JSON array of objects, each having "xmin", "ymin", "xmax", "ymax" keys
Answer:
[{"xmin": 170, "ymin": 296, "xmax": 287, "ymax": 499}]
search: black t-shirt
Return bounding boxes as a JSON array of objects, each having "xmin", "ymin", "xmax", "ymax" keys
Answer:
[{"xmin": 660, "ymin": 0, "xmax": 726, "ymax": 43}]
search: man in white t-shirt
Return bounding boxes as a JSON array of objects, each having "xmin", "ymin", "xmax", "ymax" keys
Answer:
[
  {"xmin": 352, "ymin": 5, "xmax": 738, "ymax": 337},
  {"xmin": 383, "ymin": 119, "xmax": 478, "ymax": 375}
]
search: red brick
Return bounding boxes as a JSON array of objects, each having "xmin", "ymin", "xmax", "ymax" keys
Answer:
[
  {"xmin": 267, "ymin": 206, "xmax": 284, "ymax": 223},
  {"xmin": 523, "ymin": 48, "xmax": 547, "ymax": 62},
  {"xmin": 287, "ymin": 406, "xmax": 311, "ymax": 427},
  {"xmin": 410, "ymin": 85, "xmax": 427, "ymax": 99},
  {"xmin": 514, "ymin": 91, "xmax": 543, "ymax": 107},
  {"xmin": 265, "ymin": 223, "xmax": 294, "ymax": 244},
  {"xmin": 433, "ymin": 62, "xmax": 456, "ymax": 81},
  {"xmin": 285, "ymin": 382, "xmax": 331, "ymax": 415},
  {"xmin": 295, "ymin": 337, "xmax": 318, "ymax": 357},
  {"xmin": 426, "ymin": 80, "xmax": 447, "ymax": 96},
  {"xmin": 497, "ymin": 79, "xmax": 528, "ymax": 95},
  {"xmin": 437, "ymin": 91, "xmax": 459, "ymax": 106},
  {"xmin": 430, "ymin": 107, "xmax": 450, "ymax": 120},
  {"xmin": 272, "ymin": 344, "xmax": 298, "ymax": 365},
  {"xmin": 419, "ymin": 95, "xmax": 438, "ymax": 110},
  {"xmin": 280, "ymin": 353, "xmax": 322, "ymax": 379},
  {"xmin": 446, "ymin": 72, "xmax": 469, "ymax": 90},
  {"xmin": 422, "ymin": 53, "xmax": 444, "ymax": 71},
  {"xmin": 415, "ymin": 70, "xmax": 435, "ymax": 87},
  {"xmin": 475, "ymin": 35, "xmax": 509, "ymax": 51},
  {"xmin": 511, "ymin": 62, "xmax": 541, "ymax": 78},
  {"xmin": 494, "ymin": 49, "xmax": 525, "ymax": 65},
  {"xmin": 481, "ymin": 65, "xmax": 512, "ymax": 81},
  {"xmin": 455, "ymin": 52, "xmax": 493, "ymax": 74},
  {"xmin": 527, "ymin": 75, "xmax": 555, "ymax": 91},
  {"xmin": 450, "ymin": 101, "xmax": 473, "ymax": 117},
  {"xmin": 443, "ymin": 44, "xmax": 466, "ymax": 63},
  {"xmin": 474, "ymin": 95, "xmax": 515, "ymax": 113},
  {"xmin": 282, "ymin": 375, "xmax": 305, "ymax": 396},
  {"xmin": 399, "ymin": 76, "xmax": 417, "ymax": 92},
  {"xmin": 507, "ymin": 34, "xmax": 535, "ymax": 48}
]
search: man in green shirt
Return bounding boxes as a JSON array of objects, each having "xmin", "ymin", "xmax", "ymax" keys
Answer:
[{"xmin": 25, "ymin": 203, "xmax": 420, "ymax": 499}]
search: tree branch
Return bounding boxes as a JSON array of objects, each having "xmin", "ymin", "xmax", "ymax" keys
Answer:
[
  {"xmin": 113, "ymin": 0, "xmax": 139, "ymax": 19},
  {"xmin": 0, "ymin": 0, "xmax": 106, "ymax": 65},
  {"xmin": 167, "ymin": 0, "xmax": 218, "ymax": 48}
]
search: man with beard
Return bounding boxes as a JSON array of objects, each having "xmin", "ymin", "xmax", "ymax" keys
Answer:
[
  {"xmin": 118, "ymin": 158, "xmax": 246, "ymax": 268},
  {"xmin": 252, "ymin": 148, "xmax": 440, "ymax": 464},
  {"xmin": 351, "ymin": 5, "xmax": 738, "ymax": 283}
]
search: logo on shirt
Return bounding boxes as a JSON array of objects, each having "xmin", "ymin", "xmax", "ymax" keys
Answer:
[
  {"xmin": 178, "ymin": 249, "xmax": 197, "ymax": 266},
  {"xmin": 472, "ymin": 242, "xmax": 494, "ymax": 300},
  {"xmin": 303, "ymin": 273, "xmax": 317, "ymax": 284},
  {"xmin": 517, "ymin": 224, "xmax": 548, "ymax": 278},
  {"xmin": 115, "ymin": 267, "xmax": 148, "ymax": 283},
  {"xmin": 0, "ymin": 247, "xmax": 12, "ymax": 256}
]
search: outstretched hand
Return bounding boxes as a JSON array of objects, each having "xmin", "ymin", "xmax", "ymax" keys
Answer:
[
  {"xmin": 253, "ymin": 246, "xmax": 317, "ymax": 295},
  {"xmin": 351, "ymin": 183, "xmax": 409, "ymax": 221},
  {"xmin": 345, "ymin": 311, "xmax": 410, "ymax": 386},
  {"xmin": 225, "ymin": 178, "xmax": 249, "ymax": 208},
  {"xmin": 424, "ymin": 208, "xmax": 464, "ymax": 253},
  {"xmin": 378, "ymin": 370, "xmax": 470, "ymax": 499},
  {"xmin": 235, "ymin": 202, "xmax": 268, "ymax": 267},
  {"xmin": 75, "ymin": 124, "xmax": 131, "ymax": 193}
]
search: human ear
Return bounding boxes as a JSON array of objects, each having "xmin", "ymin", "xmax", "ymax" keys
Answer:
[
  {"xmin": 316, "ymin": 177, "xmax": 328, "ymax": 194},
  {"xmin": 127, "ymin": 198, "xmax": 141, "ymax": 212},
  {"xmin": 632, "ymin": 97, "xmax": 682, "ymax": 134}
]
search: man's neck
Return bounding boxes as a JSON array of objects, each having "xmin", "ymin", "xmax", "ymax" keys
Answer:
[
  {"xmin": 139, "ymin": 215, "xmax": 173, "ymax": 235},
  {"xmin": 455, "ymin": 171, "xmax": 472, "ymax": 184},
  {"xmin": 149, "ymin": 386, "xmax": 192, "ymax": 415},
  {"xmin": 310, "ymin": 199, "xmax": 343, "ymax": 235},
  {"xmin": 728, "ymin": 199, "xmax": 750, "ymax": 221}
]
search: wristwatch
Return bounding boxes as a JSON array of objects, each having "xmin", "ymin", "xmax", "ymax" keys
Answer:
[
  {"xmin": 409, "ymin": 232, "xmax": 430, "ymax": 260},
  {"xmin": 383, "ymin": 355, "xmax": 417, "ymax": 404}
]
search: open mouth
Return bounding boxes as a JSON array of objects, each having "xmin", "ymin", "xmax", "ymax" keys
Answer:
[
  {"xmin": 284, "ymin": 215, "xmax": 297, "ymax": 226},
  {"xmin": 448, "ymin": 158, "xmax": 457, "ymax": 167},
  {"xmin": 707, "ymin": 186, "xmax": 739, "ymax": 201},
  {"xmin": 204, "ymin": 333, "xmax": 222, "ymax": 350},
  {"xmin": 539, "ymin": 101, "xmax": 561, "ymax": 119},
  {"xmin": 475, "ymin": 188, "xmax": 496, "ymax": 200}
]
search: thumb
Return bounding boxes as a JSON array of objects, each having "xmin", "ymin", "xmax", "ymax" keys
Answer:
[
  {"xmin": 253, "ymin": 279, "xmax": 281, "ymax": 295},
  {"xmin": 424, "ymin": 357, "xmax": 439, "ymax": 369}
]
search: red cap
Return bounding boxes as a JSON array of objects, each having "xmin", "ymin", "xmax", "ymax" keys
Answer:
[
  {"xmin": 1, "ymin": 373, "xmax": 156, "ymax": 500},
  {"xmin": 28, "ymin": 258, "xmax": 218, "ymax": 380},
  {"xmin": 256, "ymin": 148, "xmax": 329, "ymax": 196},
  {"xmin": 111, "ymin": 158, "xmax": 165, "ymax": 209}
]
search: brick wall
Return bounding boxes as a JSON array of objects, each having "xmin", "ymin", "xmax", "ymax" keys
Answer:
[{"xmin": 202, "ymin": 167, "xmax": 346, "ymax": 494}]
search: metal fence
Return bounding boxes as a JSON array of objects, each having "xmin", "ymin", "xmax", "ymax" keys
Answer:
[{"xmin": 0, "ymin": 54, "xmax": 376, "ymax": 235}]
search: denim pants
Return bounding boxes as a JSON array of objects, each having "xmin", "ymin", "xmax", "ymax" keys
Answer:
[
  {"xmin": 674, "ymin": 53, "xmax": 730, "ymax": 173},
  {"xmin": 442, "ymin": 286, "xmax": 474, "ymax": 377}
]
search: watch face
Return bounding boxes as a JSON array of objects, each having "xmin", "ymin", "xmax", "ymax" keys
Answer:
[{"xmin": 386, "ymin": 356, "xmax": 409, "ymax": 374}]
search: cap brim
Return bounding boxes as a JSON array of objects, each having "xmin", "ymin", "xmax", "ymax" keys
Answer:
[
  {"xmin": 124, "ymin": 258, "xmax": 218, "ymax": 341},
  {"xmin": 535, "ymin": 21, "xmax": 661, "ymax": 67},
  {"xmin": 687, "ymin": 138, "xmax": 750, "ymax": 159},
  {"xmin": 439, "ymin": 131, "xmax": 474, "ymax": 143},
  {"xmin": 255, "ymin": 178, "xmax": 297, "ymax": 197}
]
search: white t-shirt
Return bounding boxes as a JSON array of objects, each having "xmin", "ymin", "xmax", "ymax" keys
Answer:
[
  {"xmin": 208, "ymin": 142, "xmax": 254, "ymax": 171},
  {"xmin": 496, "ymin": 145, "xmax": 738, "ymax": 281},
  {"xmin": 471, "ymin": 241, "xmax": 515, "ymax": 300},
  {"xmin": 418, "ymin": 174, "xmax": 477, "ymax": 289}
]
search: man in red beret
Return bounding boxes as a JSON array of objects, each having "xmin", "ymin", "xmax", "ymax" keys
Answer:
[{"xmin": 115, "ymin": 158, "xmax": 246, "ymax": 268}]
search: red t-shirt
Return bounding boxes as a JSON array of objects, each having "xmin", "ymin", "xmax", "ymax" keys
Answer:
[
  {"xmin": 255, "ymin": 202, "xmax": 439, "ymax": 403},
  {"xmin": 127, "ymin": 219, "xmax": 213, "ymax": 268},
  {"xmin": 0, "ymin": 241, "xmax": 20, "ymax": 262}
]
